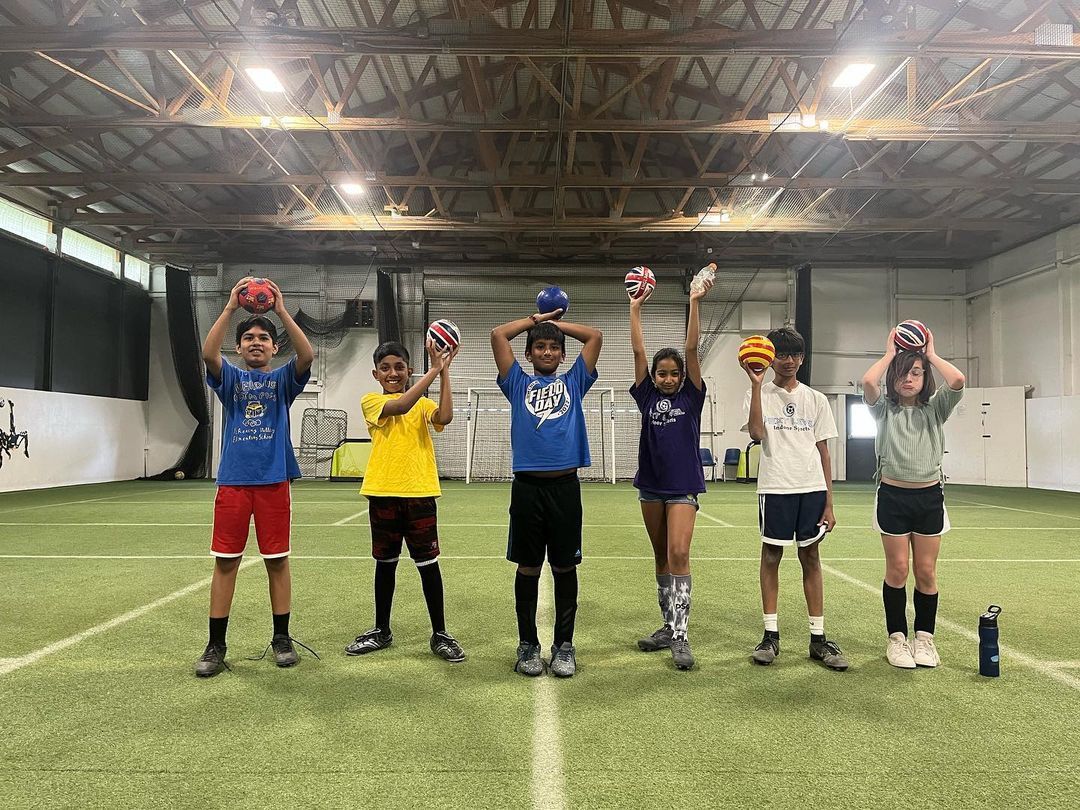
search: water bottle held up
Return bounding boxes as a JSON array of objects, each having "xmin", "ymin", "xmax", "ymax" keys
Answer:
[
  {"xmin": 978, "ymin": 605, "xmax": 1002, "ymax": 678},
  {"xmin": 690, "ymin": 262, "xmax": 717, "ymax": 295}
]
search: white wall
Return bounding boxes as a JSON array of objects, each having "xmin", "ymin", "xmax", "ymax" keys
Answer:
[
  {"xmin": 0, "ymin": 387, "xmax": 147, "ymax": 492},
  {"xmin": 966, "ymin": 223, "xmax": 1080, "ymax": 492}
]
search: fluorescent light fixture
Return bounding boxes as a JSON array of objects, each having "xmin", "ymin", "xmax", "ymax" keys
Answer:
[
  {"xmin": 761, "ymin": 172, "xmax": 769, "ymax": 181},
  {"xmin": 259, "ymin": 116, "xmax": 273, "ymax": 128},
  {"xmin": 832, "ymin": 63, "xmax": 875, "ymax": 88},
  {"xmin": 340, "ymin": 183, "xmax": 365, "ymax": 196},
  {"xmin": 245, "ymin": 67, "xmax": 285, "ymax": 93},
  {"xmin": 720, "ymin": 211, "xmax": 731, "ymax": 222}
]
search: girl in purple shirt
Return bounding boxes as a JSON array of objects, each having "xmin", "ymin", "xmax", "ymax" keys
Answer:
[{"xmin": 629, "ymin": 275, "xmax": 712, "ymax": 671}]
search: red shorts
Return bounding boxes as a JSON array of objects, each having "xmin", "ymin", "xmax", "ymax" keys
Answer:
[{"xmin": 211, "ymin": 482, "xmax": 292, "ymax": 559}]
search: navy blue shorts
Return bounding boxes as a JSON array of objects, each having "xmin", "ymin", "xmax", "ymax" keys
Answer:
[{"xmin": 758, "ymin": 491, "xmax": 828, "ymax": 547}]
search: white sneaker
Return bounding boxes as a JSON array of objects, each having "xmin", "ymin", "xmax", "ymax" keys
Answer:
[
  {"xmin": 886, "ymin": 632, "xmax": 917, "ymax": 669},
  {"xmin": 913, "ymin": 631, "xmax": 940, "ymax": 668}
]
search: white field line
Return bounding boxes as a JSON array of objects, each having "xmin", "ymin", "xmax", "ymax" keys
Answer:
[
  {"xmin": 332, "ymin": 509, "xmax": 369, "ymax": 526},
  {"xmin": 698, "ymin": 510, "xmax": 733, "ymax": 527},
  {"xmin": 950, "ymin": 499, "xmax": 1080, "ymax": 521},
  {"xmin": 0, "ymin": 487, "xmax": 177, "ymax": 514},
  {"xmin": 2, "ymin": 522, "xmax": 1078, "ymax": 532},
  {"xmin": 1041, "ymin": 662, "xmax": 1080, "ymax": 669},
  {"xmin": 0, "ymin": 559, "xmax": 258, "ymax": 677},
  {"xmin": 531, "ymin": 573, "xmax": 566, "ymax": 810},
  {"xmin": 822, "ymin": 564, "xmax": 1080, "ymax": 692},
  {"xmin": 4, "ymin": 554, "xmax": 1080, "ymax": 564}
]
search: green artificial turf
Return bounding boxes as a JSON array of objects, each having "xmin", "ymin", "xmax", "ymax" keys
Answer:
[{"xmin": 1, "ymin": 480, "xmax": 1079, "ymax": 808}]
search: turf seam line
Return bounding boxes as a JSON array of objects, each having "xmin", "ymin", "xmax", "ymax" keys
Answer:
[
  {"xmin": 821, "ymin": 564, "xmax": 1080, "ymax": 693},
  {"xmin": 332, "ymin": 509, "xmax": 369, "ymax": 526},
  {"xmin": 0, "ymin": 558, "xmax": 258, "ymax": 677},
  {"xmin": 531, "ymin": 573, "xmax": 566, "ymax": 810},
  {"xmin": 0, "ymin": 487, "xmax": 177, "ymax": 514},
  {"xmin": 950, "ymin": 499, "xmax": 1080, "ymax": 521},
  {"xmin": 698, "ymin": 510, "xmax": 734, "ymax": 527}
]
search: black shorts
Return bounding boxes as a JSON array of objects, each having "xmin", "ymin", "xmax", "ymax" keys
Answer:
[
  {"xmin": 758, "ymin": 491, "xmax": 828, "ymax": 547},
  {"xmin": 507, "ymin": 473, "xmax": 582, "ymax": 568},
  {"xmin": 874, "ymin": 482, "xmax": 950, "ymax": 536},
  {"xmin": 367, "ymin": 496, "xmax": 440, "ymax": 563}
]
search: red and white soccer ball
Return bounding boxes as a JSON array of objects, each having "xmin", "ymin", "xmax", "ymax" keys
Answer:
[
  {"xmin": 894, "ymin": 319, "xmax": 929, "ymax": 352},
  {"xmin": 427, "ymin": 319, "xmax": 461, "ymax": 352},
  {"xmin": 624, "ymin": 266, "xmax": 657, "ymax": 300}
]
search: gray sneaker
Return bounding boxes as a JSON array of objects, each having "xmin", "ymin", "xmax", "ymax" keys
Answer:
[
  {"xmin": 809, "ymin": 638, "xmax": 850, "ymax": 671},
  {"xmin": 271, "ymin": 634, "xmax": 299, "ymax": 667},
  {"xmin": 752, "ymin": 634, "xmax": 780, "ymax": 665},
  {"xmin": 549, "ymin": 642, "xmax": 577, "ymax": 678},
  {"xmin": 637, "ymin": 624, "xmax": 673, "ymax": 652},
  {"xmin": 345, "ymin": 627, "xmax": 393, "ymax": 656},
  {"xmin": 671, "ymin": 637, "xmax": 695, "ymax": 671},
  {"xmin": 514, "ymin": 642, "xmax": 545, "ymax": 677},
  {"xmin": 194, "ymin": 643, "xmax": 227, "ymax": 678}
]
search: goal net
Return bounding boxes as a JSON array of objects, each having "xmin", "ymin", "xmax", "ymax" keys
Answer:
[{"xmin": 464, "ymin": 388, "xmax": 616, "ymax": 483}]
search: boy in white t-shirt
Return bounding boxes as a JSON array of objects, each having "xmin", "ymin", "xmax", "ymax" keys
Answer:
[{"xmin": 742, "ymin": 327, "xmax": 849, "ymax": 671}]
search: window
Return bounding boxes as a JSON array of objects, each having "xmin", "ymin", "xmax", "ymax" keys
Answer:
[
  {"xmin": 62, "ymin": 228, "xmax": 121, "ymax": 276},
  {"xmin": 848, "ymin": 402, "xmax": 877, "ymax": 439},
  {"xmin": 125, "ymin": 255, "xmax": 151, "ymax": 288},
  {"xmin": 0, "ymin": 197, "xmax": 54, "ymax": 249}
]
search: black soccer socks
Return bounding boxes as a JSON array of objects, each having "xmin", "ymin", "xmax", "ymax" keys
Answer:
[
  {"xmin": 882, "ymin": 581, "xmax": 908, "ymax": 636},
  {"xmin": 417, "ymin": 560, "xmax": 446, "ymax": 635},
  {"xmin": 209, "ymin": 615, "xmax": 229, "ymax": 648},
  {"xmin": 272, "ymin": 611, "xmax": 290, "ymax": 638},
  {"xmin": 913, "ymin": 589, "xmax": 939, "ymax": 635},
  {"xmin": 552, "ymin": 568, "xmax": 579, "ymax": 647},
  {"xmin": 515, "ymin": 571, "xmax": 541, "ymax": 645},
  {"xmin": 374, "ymin": 559, "xmax": 399, "ymax": 633}
]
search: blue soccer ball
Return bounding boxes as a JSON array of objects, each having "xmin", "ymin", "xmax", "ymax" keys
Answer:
[{"xmin": 536, "ymin": 286, "xmax": 569, "ymax": 318}]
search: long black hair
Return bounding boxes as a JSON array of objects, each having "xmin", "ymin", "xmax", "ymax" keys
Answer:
[{"xmin": 650, "ymin": 347, "xmax": 684, "ymax": 378}]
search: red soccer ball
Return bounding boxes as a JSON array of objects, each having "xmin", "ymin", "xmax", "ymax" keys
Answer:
[{"xmin": 237, "ymin": 278, "xmax": 276, "ymax": 314}]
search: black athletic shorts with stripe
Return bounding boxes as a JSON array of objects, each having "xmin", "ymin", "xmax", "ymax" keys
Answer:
[{"xmin": 507, "ymin": 472, "xmax": 582, "ymax": 568}]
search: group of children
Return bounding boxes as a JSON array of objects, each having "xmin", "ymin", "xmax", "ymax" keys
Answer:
[{"xmin": 194, "ymin": 275, "xmax": 964, "ymax": 679}]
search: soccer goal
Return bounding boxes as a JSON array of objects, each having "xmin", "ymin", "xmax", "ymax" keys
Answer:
[{"xmin": 464, "ymin": 388, "xmax": 616, "ymax": 483}]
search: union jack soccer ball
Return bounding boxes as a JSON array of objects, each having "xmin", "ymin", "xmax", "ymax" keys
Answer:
[
  {"xmin": 624, "ymin": 266, "xmax": 657, "ymax": 300},
  {"xmin": 427, "ymin": 319, "xmax": 461, "ymax": 352},
  {"xmin": 894, "ymin": 319, "xmax": 929, "ymax": 352}
]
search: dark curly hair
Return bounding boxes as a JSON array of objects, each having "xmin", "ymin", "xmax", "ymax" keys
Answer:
[{"xmin": 525, "ymin": 322, "xmax": 565, "ymax": 355}]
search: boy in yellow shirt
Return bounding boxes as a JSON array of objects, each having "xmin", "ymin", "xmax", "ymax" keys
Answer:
[{"xmin": 345, "ymin": 339, "xmax": 464, "ymax": 662}]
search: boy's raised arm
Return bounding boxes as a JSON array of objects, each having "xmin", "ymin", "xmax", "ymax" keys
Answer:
[
  {"xmin": 556, "ymin": 320, "xmax": 603, "ymax": 374},
  {"xmin": 203, "ymin": 277, "xmax": 249, "ymax": 382}
]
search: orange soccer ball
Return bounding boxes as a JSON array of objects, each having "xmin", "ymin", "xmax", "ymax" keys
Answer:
[{"xmin": 739, "ymin": 335, "xmax": 776, "ymax": 372}]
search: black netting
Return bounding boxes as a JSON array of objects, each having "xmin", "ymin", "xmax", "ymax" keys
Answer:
[
  {"xmin": 376, "ymin": 269, "xmax": 401, "ymax": 344},
  {"xmin": 297, "ymin": 408, "xmax": 348, "ymax": 478},
  {"xmin": 147, "ymin": 265, "xmax": 210, "ymax": 480},
  {"xmin": 795, "ymin": 262, "xmax": 813, "ymax": 384}
]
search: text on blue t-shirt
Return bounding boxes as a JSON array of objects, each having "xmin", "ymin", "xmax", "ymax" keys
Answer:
[
  {"xmin": 497, "ymin": 353, "xmax": 597, "ymax": 473},
  {"xmin": 208, "ymin": 356, "xmax": 310, "ymax": 485}
]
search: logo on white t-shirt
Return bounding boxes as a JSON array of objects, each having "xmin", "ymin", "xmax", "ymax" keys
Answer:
[
  {"xmin": 784, "ymin": 403, "xmax": 796, "ymax": 417},
  {"xmin": 525, "ymin": 378, "xmax": 571, "ymax": 427}
]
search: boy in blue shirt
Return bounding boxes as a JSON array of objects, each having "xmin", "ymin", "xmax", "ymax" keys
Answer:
[
  {"xmin": 195, "ymin": 277, "xmax": 314, "ymax": 678},
  {"xmin": 491, "ymin": 308, "xmax": 603, "ymax": 678}
]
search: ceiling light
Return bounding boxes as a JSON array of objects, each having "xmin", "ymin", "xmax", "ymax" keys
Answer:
[
  {"xmin": 832, "ymin": 63, "xmax": 875, "ymax": 89},
  {"xmin": 340, "ymin": 183, "xmax": 365, "ymax": 196},
  {"xmin": 720, "ymin": 211, "xmax": 731, "ymax": 222},
  {"xmin": 761, "ymin": 172, "xmax": 769, "ymax": 181},
  {"xmin": 751, "ymin": 173, "xmax": 758, "ymax": 181},
  {"xmin": 245, "ymin": 67, "xmax": 285, "ymax": 93}
]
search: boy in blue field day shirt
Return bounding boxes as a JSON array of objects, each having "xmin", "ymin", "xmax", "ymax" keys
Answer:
[{"xmin": 491, "ymin": 307, "xmax": 603, "ymax": 678}]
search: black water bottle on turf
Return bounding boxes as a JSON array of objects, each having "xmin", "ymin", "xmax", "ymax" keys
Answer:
[{"xmin": 979, "ymin": 605, "xmax": 1002, "ymax": 677}]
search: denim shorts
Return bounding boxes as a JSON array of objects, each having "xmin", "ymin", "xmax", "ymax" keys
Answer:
[{"xmin": 637, "ymin": 490, "xmax": 700, "ymax": 510}]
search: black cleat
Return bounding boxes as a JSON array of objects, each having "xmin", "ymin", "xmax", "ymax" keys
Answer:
[
  {"xmin": 194, "ymin": 643, "xmax": 228, "ymax": 678},
  {"xmin": 752, "ymin": 634, "xmax": 780, "ymax": 666},
  {"xmin": 430, "ymin": 631, "xmax": 466, "ymax": 663},
  {"xmin": 345, "ymin": 627, "xmax": 393, "ymax": 656}
]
